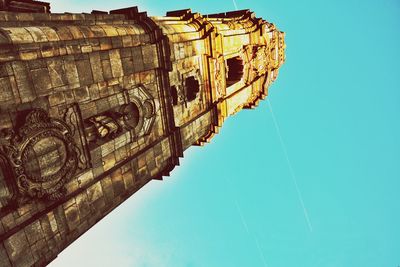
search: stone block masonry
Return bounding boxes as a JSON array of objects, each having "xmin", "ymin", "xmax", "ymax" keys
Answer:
[{"xmin": 0, "ymin": 2, "xmax": 285, "ymax": 266}]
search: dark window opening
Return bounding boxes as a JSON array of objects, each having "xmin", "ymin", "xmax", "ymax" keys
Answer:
[
  {"xmin": 171, "ymin": 86, "xmax": 178, "ymax": 105},
  {"xmin": 226, "ymin": 56, "xmax": 244, "ymax": 86},
  {"xmin": 185, "ymin": 76, "xmax": 200, "ymax": 102}
]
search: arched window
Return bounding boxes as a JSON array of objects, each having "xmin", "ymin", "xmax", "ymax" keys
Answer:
[
  {"xmin": 226, "ymin": 56, "xmax": 244, "ymax": 86},
  {"xmin": 185, "ymin": 76, "xmax": 200, "ymax": 102}
]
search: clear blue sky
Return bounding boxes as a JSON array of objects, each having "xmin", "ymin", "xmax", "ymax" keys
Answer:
[{"xmin": 48, "ymin": 0, "xmax": 400, "ymax": 266}]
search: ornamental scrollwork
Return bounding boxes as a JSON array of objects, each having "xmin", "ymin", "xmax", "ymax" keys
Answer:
[
  {"xmin": 224, "ymin": 19, "xmax": 243, "ymax": 30},
  {"xmin": 4, "ymin": 109, "xmax": 79, "ymax": 201},
  {"xmin": 250, "ymin": 45, "xmax": 269, "ymax": 77},
  {"xmin": 213, "ymin": 56, "xmax": 224, "ymax": 98},
  {"xmin": 238, "ymin": 45, "xmax": 272, "ymax": 85}
]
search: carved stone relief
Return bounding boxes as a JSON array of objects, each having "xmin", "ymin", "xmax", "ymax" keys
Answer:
[
  {"xmin": 0, "ymin": 154, "xmax": 16, "ymax": 208},
  {"xmin": 224, "ymin": 19, "xmax": 243, "ymax": 30},
  {"xmin": 251, "ymin": 45, "xmax": 269, "ymax": 77},
  {"xmin": 1, "ymin": 109, "xmax": 79, "ymax": 201},
  {"xmin": 84, "ymin": 85, "xmax": 157, "ymax": 146},
  {"xmin": 63, "ymin": 104, "xmax": 91, "ymax": 170},
  {"xmin": 239, "ymin": 45, "xmax": 271, "ymax": 85},
  {"xmin": 213, "ymin": 56, "xmax": 224, "ymax": 98}
]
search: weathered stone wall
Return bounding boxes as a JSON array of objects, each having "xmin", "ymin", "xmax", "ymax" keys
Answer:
[
  {"xmin": 0, "ymin": 8, "xmax": 182, "ymax": 266},
  {"xmin": 152, "ymin": 15, "xmax": 212, "ymax": 128},
  {"xmin": 0, "ymin": 5, "xmax": 286, "ymax": 267}
]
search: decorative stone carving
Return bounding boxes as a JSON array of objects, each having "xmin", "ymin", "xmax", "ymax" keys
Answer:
[
  {"xmin": 125, "ymin": 85, "xmax": 157, "ymax": 137},
  {"xmin": 119, "ymin": 102, "xmax": 142, "ymax": 130},
  {"xmin": 5, "ymin": 109, "xmax": 79, "ymax": 200},
  {"xmin": 85, "ymin": 86, "xmax": 157, "ymax": 145},
  {"xmin": 0, "ymin": 154, "xmax": 16, "ymax": 208},
  {"xmin": 63, "ymin": 104, "xmax": 91, "ymax": 170},
  {"xmin": 224, "ymin": 19, "xmax": 242, "ymax": 30},
  {"xmin": 85, "ymin": 114, "xmax": 122, "ymax": 142},
  {"xmin": 251, "ymin": 45, "xmax": 269, "ymax": 77},
  {"xmin": 213, "ymin": 56, "xmax": 224, "ymax": 98},
  {"xmin": 239, "ymin": 45, "xmax": 272, "ymax": 85}
]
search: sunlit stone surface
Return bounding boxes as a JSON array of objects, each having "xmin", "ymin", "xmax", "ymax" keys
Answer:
[{"xmin": 0, "ymin": 1, "xmax": 285, "ymax": 266}]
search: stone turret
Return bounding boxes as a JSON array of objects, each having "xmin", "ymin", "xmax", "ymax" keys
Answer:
[{"xmin": 0, "ymin": 2, "xmax": 285, "ymax": 266}]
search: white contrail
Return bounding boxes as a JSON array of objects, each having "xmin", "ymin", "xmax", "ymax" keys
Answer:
[
  {"xmin": 234, "ymin": 200, "xmax": 250, "ymax": 234},
  {"xmin": 222, "ymin": 175, "xmax": 269, "ymax": 267},
  {"xmin": 267, "ymin": 99, "xmax": 313, "ymax": 232},
  {"xmin": 232, "ymin": 0, "xmax": 238, "ymax": 10},
  {"xmin": 255, "ymin": 236, "xmax": 269, "ymax": 267},
  {"xmin": 222, "ymin": 2, "xmax": 270, "ymax": 266}
]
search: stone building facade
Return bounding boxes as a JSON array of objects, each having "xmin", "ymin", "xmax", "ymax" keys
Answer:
[{"xmin": 0, "ymin": 1, "xmax": 285, "ymax": 266}]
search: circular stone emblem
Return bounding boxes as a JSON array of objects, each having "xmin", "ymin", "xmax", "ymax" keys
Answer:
[
  {"xmin": 23, "ymin": 135, "xmax": 68, "ymax": 182},
  {"xmin": 9, "ymin": 109, "xmax": 78, "ymax": 200}
]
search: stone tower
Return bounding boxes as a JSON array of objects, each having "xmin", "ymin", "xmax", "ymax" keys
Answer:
[{"xmin": 0, "ymin": 1, "xmax": 285, "ymax": 266}]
